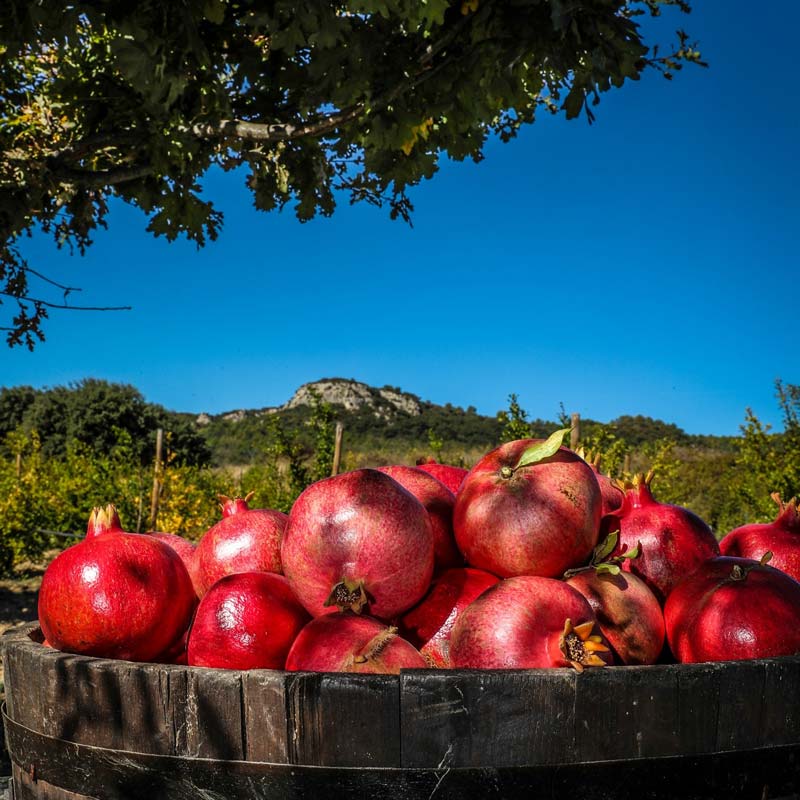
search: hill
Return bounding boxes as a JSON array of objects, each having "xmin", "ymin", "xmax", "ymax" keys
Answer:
[
  {"xmin": 195, "ymin": 377, "xmax": 739, "ymax": 467},
  {"xmin": 0, "ymin": 377, "xmax": 739, "ymax": 469}
]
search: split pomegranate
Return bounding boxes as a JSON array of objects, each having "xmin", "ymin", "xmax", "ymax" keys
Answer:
[
  {"xmin": 399, "ymin": 567, "xmax": 499, "ymax": 667},
  {"xmin": 285, "ymin": 613, "xmax": 427, "ymax": 673},
  {"xmin": 449, "ymin": 575, "xmax": 611, "ymax": 670},
  {"xmin": 664, "ymin": 554, "xmax": 800, "ymax": 662},
  {"xmin": 607, "ymin": 472, "xmax": 719, "ymax": 603},
  {"xmin": 194, "ymin": 493, "xmax": 287, "ymax": 596},
  {"xmin": 187, "ymin": 572, "xmax": 309, "ymax": 669},
  {"xmin": 281, "ymin": 469, "xmax": 434, "ymax": 619},
  {"xmin": 38, "ymin": 527, "xmax": 196, "ymax": 662},
  {"xmin": 453, "ymin": 434, "xmax": 602, "ymax": 578},
  {"xmin": 719, "ymin": 494, "xmax": 800, "ymax": 582},
  {"xmin": 415, "ymin": 461, "xmax": 469, "ymax": 496},
  {"xmin": 376, "ymin": 464, "xmax": 463, "ymax": 571}
]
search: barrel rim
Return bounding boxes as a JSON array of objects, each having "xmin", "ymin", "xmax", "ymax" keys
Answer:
[{"xmin": 5, "ymin": 621, "xmax": 800, "ymax": 677}]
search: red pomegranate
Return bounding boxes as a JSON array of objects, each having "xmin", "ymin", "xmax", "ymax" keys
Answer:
[
  {"xmin": 84, "ymin": 504, "xmax": 125, "ymax": 539},
  {"xmin": 566, "ymin": 568, "xmax": 665, "ymax": 666},
  {"xmin": 449, "ymin": 576, "xmax": 610, "ymax": 670},
  {"xmin": 415, "ymin": 461, "xmax": 469, "ymax": 495},
  {"xmin": 187, "ymin": 571, "xmax": 309, "ymax": 669},
  {"xmin": 453, "ymin": 435, "xmax": 602, "ymax": 578},
  {"xmin": 664, "ymin": 555, "xmax": 800, "ymax": 662},
  {"xmin": 194, "ymin": 493, "xmax": 287, "ymax": 596},
  {"xmin": 281, "ymin": 469, "xmax": 434, "ymax": 619},
  {"xmin": 607, "ymin": 472, "xmax": 719, "ymax": 604},
  {"xmin": 38, "ymin": 529, "xmax": 196, "ymax": 662},
  {"xmin": 376, "ymin": 465, "xmax": 462, "ymax": 571},
  {"xmin": 719, "ymin": 494, "xmax": 800, "ymax": 582},
  {"xmin": 399, "ymin": 567, "xmax": 499, "ymax": 667},
  {"xmin": 285, "ymin": 613, "xmax": 427, "ymax": 673}
]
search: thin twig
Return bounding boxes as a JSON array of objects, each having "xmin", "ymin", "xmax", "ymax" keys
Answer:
[{"xmin": 0, "ymin": 291, "xmax": 132, "ymax": 311}]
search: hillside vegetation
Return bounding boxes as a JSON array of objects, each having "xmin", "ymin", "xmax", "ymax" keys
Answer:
[{"xmin": 0, "ymin": 377, "xmax": 797, "ymax": 575}]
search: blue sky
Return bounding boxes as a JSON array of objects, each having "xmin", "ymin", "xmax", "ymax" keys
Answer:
[{"xmin": 2, "ymin": 1, "xmax": 798, "ymax": 436}]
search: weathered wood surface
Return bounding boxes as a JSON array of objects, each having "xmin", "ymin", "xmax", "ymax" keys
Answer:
[{"xmin": 4, "ymin": 623, "xmax": 800, "ymax": 799}]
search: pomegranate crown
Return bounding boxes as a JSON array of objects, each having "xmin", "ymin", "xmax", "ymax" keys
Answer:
[
  {"xmin": 613, "ymin": 470, "xmax": 655, "ymax": 493},
  {"xmin": 86, "ymin": 504, "xmax": 123, "ymax": 538},
  {"xmin": 217, "ymin": 492, "xmax": 255, "ymax": 517},
  {"xmin": 771, "ymin": 493, "xmax": 800, "ymax": 524},
  {"xmin": 574, "ymin": 446, "xmax": 602, "ymax": 470}
]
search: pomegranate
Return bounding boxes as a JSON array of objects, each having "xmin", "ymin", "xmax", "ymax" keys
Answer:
[
  {"xmin": 187, "ymin": 572, "xmax": 309, "ymax": 669},
  {"xmin": 449, "ymin": 575, "xmax": 610, "ymax": 670},
  {"xmin": 281, "ymin": 469, "xmax": 434, "ymax": 619},
  {"xmin": 664, "ymin": 554, "xmax": 800, "ymax": 662},
  {"xmin": 285, "ymin": 613, "xmax": 427, "ymax": 673},
  {"xmin": 453, "ymin": 433, "xmax": 602, "ymax": 578},
  {"xmin": 38, "ymin": 527, "xmax": 196, "ymax": 662},
  {"xmin": 194, "ymin": 493, "xmax": 287, "ymax": 596},
  {"xmin": 607, "ymin": 471, "xmax": 719, "ymax": 604},
  {"xmin": 376, "ymin": 465, "xmax": 462, "ymax": 571},
  {"xmin": 719, "ymin": 494, "xmax": 800, "ymax": 582},
  {"xmin": 399, "ymin": 567, "xmax": 499, "ymax": 667},
  {"xmin": 415, "ymin": 461, "xmax": 469, "ymax": 496},
  {"xmin": 565, "ymin": 534, "xmax": 665, "ymax": 665}
]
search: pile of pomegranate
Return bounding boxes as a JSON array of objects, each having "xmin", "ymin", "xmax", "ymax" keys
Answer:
[{"xmin": 38, "ymin": 431, "xmax": 800, "ymax": 673}]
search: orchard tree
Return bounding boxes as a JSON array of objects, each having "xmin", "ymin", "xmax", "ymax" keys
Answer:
[{"xmin": 1, "ymin": 0, "xmax": 704, "ymax": 347}]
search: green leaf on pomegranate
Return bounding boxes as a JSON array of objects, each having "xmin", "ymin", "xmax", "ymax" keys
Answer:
[
  {"xmin": 593, "ymin": 531, "xmax": 619, "ymax": 562},
  {"xmin": 595, "ymin": 563, "xmax": 621, "ymax": 576},
  {"xmin": 515, "ymin": 428, "xmax": 571, "ymax": 469},
  {"xmin": 621, "ymin": 544, "xmax": 640, "ymax": 560}
]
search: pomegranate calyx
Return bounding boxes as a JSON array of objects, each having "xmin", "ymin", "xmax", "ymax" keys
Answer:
[
  {"xmin": 771, "ymin": 493, "xmax": 800, "ymax": 527},
  {"xmin": 559, "ymin": 618, "xmax": 609, "ymax": 673},
  {"xmin": 575, "ymin": 447, "xmax": 602, "ymax": 470},
  {"xmin": 86, "ymin": 504, "xmax": 123, "ymax": 538},
  {"xmin": 615, "ymin": 471, "xmax": 655, "ymax": 492},
  {"xmin": 353, "ymin": 626, "xmax": 398, "ymax": 664},
  {"xmin": 324, "ymin": 579, "xmax": 369, "ymax": 614},
  {"xmin": 217, "ymin": 493, "xmax": 254, "ymax": 517}
]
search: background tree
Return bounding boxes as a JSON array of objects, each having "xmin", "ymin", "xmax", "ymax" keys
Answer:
[
  {"xmin": 0, "ymin": 379, "xmax": 211, "ymax": 464},
  {"xmin": 1, "ymin": 0, "xmax": 704, "ymax": 347}
]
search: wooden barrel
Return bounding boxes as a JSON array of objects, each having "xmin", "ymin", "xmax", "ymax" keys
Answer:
[{"xmin": 3, "ymin": 623, "xmax": 799, "ymax": 800}]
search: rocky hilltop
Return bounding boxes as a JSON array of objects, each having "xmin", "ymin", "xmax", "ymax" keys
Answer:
[
  {"xmin": 202, "ymin": 378, "xmax": 423, "ymax": 424},
  {"xmin": 284, "ymin": 379, "xmax": 422, "ymax": 417}
]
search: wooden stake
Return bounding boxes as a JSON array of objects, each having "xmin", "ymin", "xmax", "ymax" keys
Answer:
[
  {"xmin": 15, "ymin": 452, "xmax": 22, "ymax": 479},
  {"xmin": 570, "ymin": 413, "xmax": 581, "ymax": 451},
  {"xmin": 149, "ymin": 428, "xmax": 163, "ymax": 531},
  {"xmin": 331, "ymin": 422, "xmax": 344, "ymax": 476},
  {"xmin": 623, "ymin": 453, "xmax": 632, "ymax": 475}
]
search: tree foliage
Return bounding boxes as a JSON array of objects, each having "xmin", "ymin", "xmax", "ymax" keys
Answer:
[
  {"xmin": 1, "ymin": 0, "xmax": 704, "ymax": 346},
  {"xmin": 0, "ymin": 378, "xmax": 210, "ymax": 464}
]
